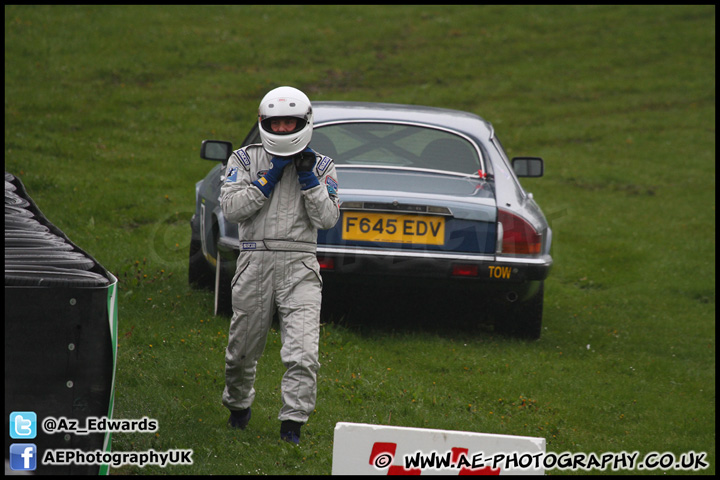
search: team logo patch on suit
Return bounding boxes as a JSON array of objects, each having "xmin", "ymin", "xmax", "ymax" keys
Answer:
[
  {"xmin": 236, "ymin": 149, "xmax": 251, "ymax": 169},
  {"xmin": 317, "ymin": 156, "xmax": 332, "ymax": 175},
  {"xmin": 226, "ymin": 167, "xmax": 238, "ymax": 183},
  {"xmin": 325, "ymin": 175, "xmax": 338, "ymax": 195}
]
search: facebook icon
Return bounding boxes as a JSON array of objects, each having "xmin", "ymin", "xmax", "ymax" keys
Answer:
[{"xmin": 10, "ymin": 443, "xmax": 37, "ymax": 471}]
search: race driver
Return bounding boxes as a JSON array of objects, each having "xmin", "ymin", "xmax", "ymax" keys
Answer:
[{"xmin": 220, "ymin": 86, "xmax": 340, "ymax": 445}]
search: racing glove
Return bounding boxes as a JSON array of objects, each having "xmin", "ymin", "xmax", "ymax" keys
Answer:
[
  {"xmin": 252, "ymin": 156, "xmax": 292, "ymax": 197},
  {"xmin": 294, "ymin": 148, "xmax": 320, "ymax": 191}
]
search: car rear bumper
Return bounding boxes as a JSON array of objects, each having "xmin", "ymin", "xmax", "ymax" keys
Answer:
[
  {"xmin": 316, "ymin": 245, "xmax": 551, "ymax": 283},
  {"xmin": 218, "ymin": 238, "xmax": 551, "ymax": 298}
]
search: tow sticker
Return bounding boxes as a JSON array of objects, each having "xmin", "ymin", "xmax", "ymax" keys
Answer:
[{"xmin": 488, "ymin": 265, "xmax": 513, "ymax": 279}]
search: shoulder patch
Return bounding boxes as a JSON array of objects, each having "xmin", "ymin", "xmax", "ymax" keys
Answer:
[
  {"xmin": 316, "ymin": 155, "xmax": 333, "ymax": 175},
  {"xmin": 233, "ymin": 148, "xmax": 252, "ymax": 171}
]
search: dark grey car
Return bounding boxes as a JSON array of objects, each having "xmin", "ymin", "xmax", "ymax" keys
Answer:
[{"xmin": 190, "ymin": 102, "xmax": 552, "ymax": 339}]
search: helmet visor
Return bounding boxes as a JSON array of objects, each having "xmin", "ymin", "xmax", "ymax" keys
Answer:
[{"xmin": 260, "ymin": 116, "xmax": 308, "ymax": 135}]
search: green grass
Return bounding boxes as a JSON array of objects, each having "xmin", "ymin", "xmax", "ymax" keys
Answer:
[{"xmin": 5, "ymin": 5, "xmax": 714, "ymax": 475}]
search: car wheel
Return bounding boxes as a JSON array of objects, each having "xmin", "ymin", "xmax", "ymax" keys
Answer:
[
  {"xmin": 214, "ymin": 248, "xmax": 233, "ymax": 317},
  {"xmin": 494, "ymin": 281, "xmax": 544, "ymax": 340},
  {"xmin": 320, "ymin": 295, "xmax": 346, "ymax": 324},
  {"xmin": 188, "ymin": 237, "xmax": 213, "ymax": 289}
]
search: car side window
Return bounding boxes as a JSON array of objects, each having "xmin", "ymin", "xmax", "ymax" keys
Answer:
[{"xmin": 241, "ymin": 125, "xmax": 262, "ymax": 147}]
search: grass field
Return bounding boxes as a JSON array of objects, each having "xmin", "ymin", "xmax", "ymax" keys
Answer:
[{"xmin": 5, "ymin": 5, "xmax": 715, "ymax": 475}]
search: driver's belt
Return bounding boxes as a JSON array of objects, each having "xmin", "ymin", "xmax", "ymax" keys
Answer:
[{"xmin": 239, "ymin": 239, "xmax": 316, "ymax": 254}]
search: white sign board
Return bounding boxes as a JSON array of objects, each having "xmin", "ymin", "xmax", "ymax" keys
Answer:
[{"xmin": 332, "ymin": 422, "xmax": 545, "ymax": 475}]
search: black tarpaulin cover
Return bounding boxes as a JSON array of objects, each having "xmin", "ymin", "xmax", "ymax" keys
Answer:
[{"xmin": 5, "ymin": 172, "xmax": 118, "ymax": 475}]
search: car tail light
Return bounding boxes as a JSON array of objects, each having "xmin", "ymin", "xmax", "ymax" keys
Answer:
[
  {"xmin": 452, "ymin": 264, "xmax": 479, "ymax": 277},
  {"xmin": 497, "ymin": 208, "xmax": 542, "ymax": 255},
  {"xmin": 317, "ymin": 256, "xmax": 335, "ymax": 271}
]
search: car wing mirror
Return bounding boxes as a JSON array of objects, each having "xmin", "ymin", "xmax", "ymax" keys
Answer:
[
  {"xmin": 512, "ymin": 157, "xmax": 544, "ymax": 177},
  {"xmin": 201, "ymin": 140, "xmax": 233, "ymax": 162}
]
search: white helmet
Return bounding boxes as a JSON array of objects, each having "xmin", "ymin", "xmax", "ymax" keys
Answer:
[{"xmin": 258, "ymin": 86, "xmax": 313, "ymax": 156}]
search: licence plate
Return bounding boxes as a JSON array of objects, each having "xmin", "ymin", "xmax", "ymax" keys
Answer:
[{"xmin": 341, "ymin": 212, "xmax": 445, "ymax": 245}]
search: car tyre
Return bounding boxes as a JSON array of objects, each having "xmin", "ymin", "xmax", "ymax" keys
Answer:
[
  {"xmin": 188, "ymin": 237, "xmax": 214, "ymax": 289},
  {"xmin": 320, "ymin": 296, "xmax": 346, "ymax": 324},
  {"xmin": 214, "ymin": 248, "xmax": 233, "ymax": 317},
  {"xmin": 494, "ymin": 281, "xmax": 544, "ymax": 340}
]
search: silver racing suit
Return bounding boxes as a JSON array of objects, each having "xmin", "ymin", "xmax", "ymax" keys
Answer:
[{"xmin": 220, "ymin": 143, "xmax": 340, "ymax": 423}]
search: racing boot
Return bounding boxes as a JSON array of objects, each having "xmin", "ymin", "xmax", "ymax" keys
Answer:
[
  {"xmin": 228, "ymin": 408, "xmax": 251, "ymax": 430},
  {"xmin": 280, "ymin": 420, "xmax": 302, "ymax": 445}
]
